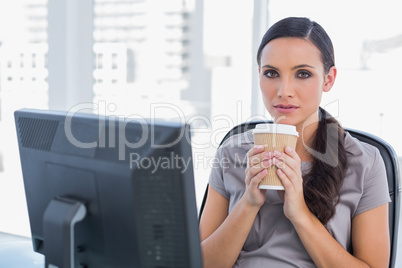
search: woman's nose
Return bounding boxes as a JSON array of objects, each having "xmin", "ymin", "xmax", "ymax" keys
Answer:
[{"xmin": 277, "ymin": 78, "xmax": 295, "ymax": 98}]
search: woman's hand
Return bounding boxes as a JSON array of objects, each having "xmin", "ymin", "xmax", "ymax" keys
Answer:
[
  {"xmin": 274, "ymin": 146, "xmax": 310, "ymax": 223},
  {"xmin": 244, "ymin": 145, "xmax": 273, "ymax": 208}
]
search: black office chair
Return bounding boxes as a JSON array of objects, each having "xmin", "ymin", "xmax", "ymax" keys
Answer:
[{"xmin": 199, "ymin": 120, "xmax": 401, "ymax": 268}]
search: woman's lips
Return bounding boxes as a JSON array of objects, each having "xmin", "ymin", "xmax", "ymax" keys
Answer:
[{"xmin": 274, "ymin": 104, "xmax": 299, "ymax": 114}]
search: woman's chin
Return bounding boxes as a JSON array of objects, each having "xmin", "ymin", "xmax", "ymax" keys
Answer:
[{"xmin": 271, "ymin": 117, "xmax": 296, "ymax": 126}]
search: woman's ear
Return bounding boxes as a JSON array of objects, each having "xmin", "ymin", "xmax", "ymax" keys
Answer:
[{"xmin": 323, "ymin": 66, "xmax": 337, "ymax": 93}]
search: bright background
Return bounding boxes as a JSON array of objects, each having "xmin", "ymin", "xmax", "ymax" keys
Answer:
[{"xmin": 0, "ymin": 0, "xmax": 401, "ymax": 264}]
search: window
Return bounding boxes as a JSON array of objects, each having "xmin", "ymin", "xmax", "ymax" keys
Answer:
[{"xmin": 0, "ymin": 7, "xmax": 400, "ymax": 266}]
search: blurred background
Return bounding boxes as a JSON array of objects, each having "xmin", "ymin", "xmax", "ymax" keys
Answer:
[{"xmin": 0, "ymin": 0, "xmax": 401, "ymax": 263}]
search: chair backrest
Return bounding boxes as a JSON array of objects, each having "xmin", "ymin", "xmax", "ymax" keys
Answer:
[{"xmin": 199, "ymin": 121, "xmax": 401, "ymax": 268}]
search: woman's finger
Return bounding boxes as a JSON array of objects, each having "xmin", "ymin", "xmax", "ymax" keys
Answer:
[
  {"xmin": 277, "ymin": 167, "xmax": 294, "ymax": 190},
  {"xmin": 246, "ymin": 158, "xmax": 273, "ymax": 185},
  {"xmin": 272, "ymin": 147, "xmax": 302, "ymax": 189},
  {"xmin": 248, "ymin": 150, "xmax": 273, "ymax": 168},
  {"xmin": 251, "ymin": 168, "xmax": 268, "ymax": 187},
  {"xmin": 249, "ymin": 158, "xmax": 272, "ymax": 175},
  {"xmin": 284, "ymin": 146, "xmax": 301, "ymax": 162},
  {"xmin": 273, "ymin": 149, "xmax": 299, "ymax": 171},
  {"xmin": 246, "ymin": 145, "xmax": 265, "ymax": 161}
]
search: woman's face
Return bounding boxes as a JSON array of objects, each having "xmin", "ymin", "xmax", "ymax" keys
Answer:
[{"xmin": 258, "ymin": 37, "xmax": 336, "ymax": 129}]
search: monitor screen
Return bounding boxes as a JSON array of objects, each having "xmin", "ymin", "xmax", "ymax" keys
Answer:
[{"xmin": 14, "ymin": 108, "xmax": 203, "ymax": 268}]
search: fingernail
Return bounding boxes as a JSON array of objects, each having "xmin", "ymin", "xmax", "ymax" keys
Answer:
[
  {"xmin": 285, "ymin": 146, "xmax": 292, "ymax": 153},
  {"xmin": 263, "ymin": 159, "xmax": 272, "ymax": 167},
  {"xmin": 266, "ymin": 151, "xmax": 272, "ymax": 158},
  {"xmin": 256, "ymin": 145, "xmax": 264, "ymax": 150},
  {"xmin": 274, "ymin": 150, "xmax": 281, "ymax": 157}
]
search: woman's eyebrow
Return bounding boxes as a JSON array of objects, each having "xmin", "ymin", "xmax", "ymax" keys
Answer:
[
  {"xmin": 292, "ymin": 64, "xmax": 315, "ymax": 70},
  {"xmin": 261, "ymin": 64, "xmax": 315, "ymax": 70},
  {"xmin": 261, "ymin": 64, "xmax": 278, "ymax": 70}
]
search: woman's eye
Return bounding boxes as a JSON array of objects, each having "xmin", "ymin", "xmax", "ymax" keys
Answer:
[
  {"xmin": 264, "ymin": 70, "xmax": 279, "ymax": 78},
  {"xmin": 296, "ymin": 71, "xmax": 311, "ymax": 79}
]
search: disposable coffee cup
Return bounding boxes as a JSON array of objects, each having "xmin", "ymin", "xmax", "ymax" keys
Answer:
[{"xmin": 252, "ymin": 124, "xmax": 299, "ymax": 190}]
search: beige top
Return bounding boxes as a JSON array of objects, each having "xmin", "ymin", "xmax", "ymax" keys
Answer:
[{"xmin": 209, "ymin": 130, "xmax": 391, "ymax": 267}]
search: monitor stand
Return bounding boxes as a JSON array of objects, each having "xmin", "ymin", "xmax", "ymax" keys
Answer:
[{"xmin": 43, "ymin": 197, "xmax": 87, "ymax": 268}]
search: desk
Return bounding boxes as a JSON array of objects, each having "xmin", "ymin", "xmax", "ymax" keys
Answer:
[{"xmin": 0, "ymin": 232, "xmax": 44, "ymax": 267}]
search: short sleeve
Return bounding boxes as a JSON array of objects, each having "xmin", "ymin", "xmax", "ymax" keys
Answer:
[
  {"xmin": 208, "ymin": 148, "xmax": 230, "ymax": 200},
  {"xmin": 354, "ymin": 148, "xmax": 391, "ymax": 217}
]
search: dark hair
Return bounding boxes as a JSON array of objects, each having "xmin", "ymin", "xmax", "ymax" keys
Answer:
[
  {"xmin": 257, "ymin": 17, "xmax": 347, "ymax": 225},
  {"xmin": 257, "ymin": 17, "xmax": 335, "ymax": 73},
  {"xmin": 303, "ymin": 108, "xmax": 348, "ymax": 225}
]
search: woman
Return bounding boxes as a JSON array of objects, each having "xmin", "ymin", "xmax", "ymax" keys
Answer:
[{"xmin": 199, "ymin": 17, "xmax": 390, "ymax": 268}]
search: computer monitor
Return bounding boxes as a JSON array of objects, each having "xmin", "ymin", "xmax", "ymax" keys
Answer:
[{"xmin": 14, "ymin": 108, "xmax": 203, "ymax": 268}]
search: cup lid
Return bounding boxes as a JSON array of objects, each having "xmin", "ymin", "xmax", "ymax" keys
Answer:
[{"xmin": 252, "ymin": 123, "xmax": 299, "ymax": 137}]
